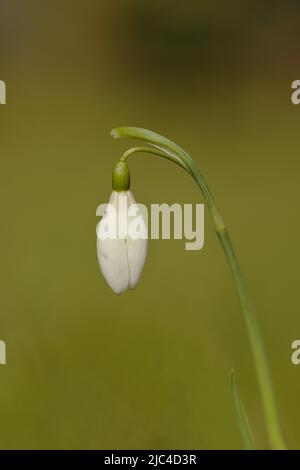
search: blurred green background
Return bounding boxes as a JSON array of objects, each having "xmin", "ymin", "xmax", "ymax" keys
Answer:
[{"xmin": 0, "ymin": 0, "xmax": 300, "ymax": 449}]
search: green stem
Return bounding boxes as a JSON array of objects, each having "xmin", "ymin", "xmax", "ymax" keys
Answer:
[
  {"xmin": 111, "ymin": 127, "xmax": 286, "ymax": 450},
  {"xmin": 121, "ymin": 146, "xmax": 190, "ymax": 172},
  {"xmin": 191, "ymin": 166, "xmax": 286, "ymax": 450}
]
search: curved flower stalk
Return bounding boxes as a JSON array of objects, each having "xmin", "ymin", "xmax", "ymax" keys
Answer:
[{"xmin": 109, "ymin": 126, "xmax": 286, "ymax": 450}]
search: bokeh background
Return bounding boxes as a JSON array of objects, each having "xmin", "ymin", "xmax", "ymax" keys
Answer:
[{"xmin": 0, "ymin": 0, "xmax": 300, "ymax": 449}]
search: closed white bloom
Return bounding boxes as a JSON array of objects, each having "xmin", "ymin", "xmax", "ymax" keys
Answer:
[{"xmin": 97, "ymin": 190, "xmax": 148, "ymax": 294}]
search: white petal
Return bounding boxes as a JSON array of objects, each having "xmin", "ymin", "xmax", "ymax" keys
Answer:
[
  {"xmin": 97, "ymin": 237, "xmax": 129, "ymax": 294},
  {"xmin": 126, "ymin": 236, "xmax": 148, "ymax": 289},
  {"xmin": 126, "ymin": 191, "xmax": 148, "ymax": 289},
  {"xmin": 97, "ymin": 191, "xmax": 129, "ymax": 294}
]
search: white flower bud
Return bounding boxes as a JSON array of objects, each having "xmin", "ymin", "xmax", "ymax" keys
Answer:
[{"xmin": 97, "ymin": 191, "xmax": 148, "ymax": 294}]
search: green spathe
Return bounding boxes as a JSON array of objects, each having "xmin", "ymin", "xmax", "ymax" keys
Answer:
[{"xmin": 112, "ymin": 160, "xmax": 130, "ymax": 191}]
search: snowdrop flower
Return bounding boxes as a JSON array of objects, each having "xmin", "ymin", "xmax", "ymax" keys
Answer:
[{"xmin": 97, "ymin": 161, "xmax": 148, "ymax": 294}]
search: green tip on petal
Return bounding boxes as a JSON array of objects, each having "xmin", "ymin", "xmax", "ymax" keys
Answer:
[{"xmin": 112, "ymin": 161, "xmax": 130, "ymax": 191}]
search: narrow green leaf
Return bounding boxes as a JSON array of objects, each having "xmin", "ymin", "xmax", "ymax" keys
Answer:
[{"xmin": 231, "ymin": 370, "xmax": 255, "ymax": 450}]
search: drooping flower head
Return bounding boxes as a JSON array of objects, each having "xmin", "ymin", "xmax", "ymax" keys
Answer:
[{"xmin": 97, "ymin": 161, "xmax": 148, "ymax": 294}]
